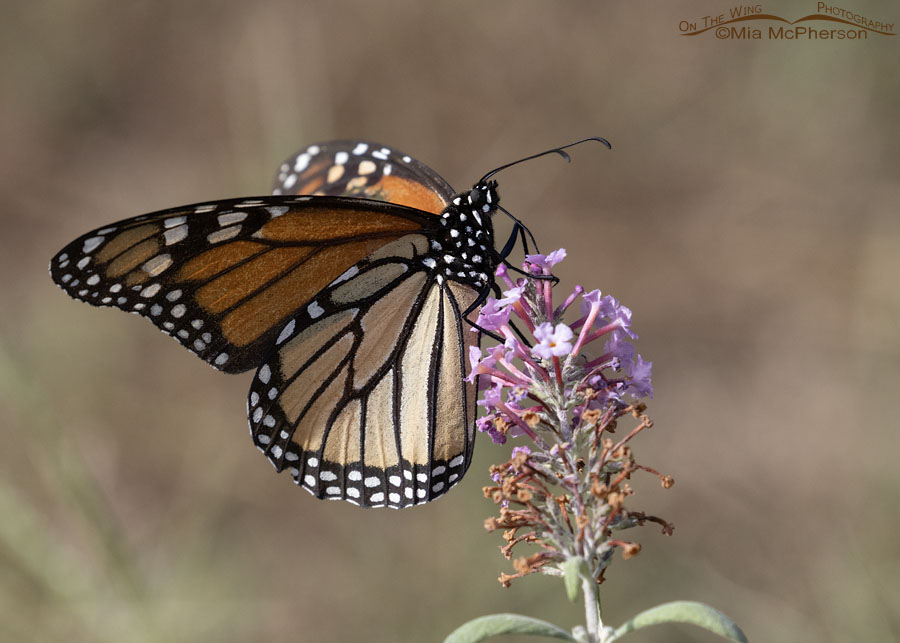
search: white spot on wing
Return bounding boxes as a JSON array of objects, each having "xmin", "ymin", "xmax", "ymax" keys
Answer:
[
  {"xmin": 142, "ymin": 254, "xmax": 173, "ymax": 275},
  {"xmin": 82, "ymin": 236, "xmax": 104, "ymax": 253},
  {"xmin": 164, "ymin": 225, "xmax": 188, "ymax": 245},
  {"xmin": 140, "ymin": 283, "xmax": 161, "ymax": 298},
  {"xmin": 276, "ymin": 319, "xmax": 295, "ymax": 344},
  {"xmin": 327, "ymin": 165, "xmax": 344, "ymax": 183},
  {"xmin": 308, "ymin": 301, "xmax": 324, "ymax": 318},
  {"xmin": 207, "ymin": 225, "xmax": 241, "ymax": 243},
  {"xmin": 164, "ymin": 216, "xmax": 187, "ymax": 228},
  {"xmin": 217, "ymin": 211, "xmax": 247, "ymax": 226},
  {"xmin": 259, "ymin": 364, "xmax": 271, "ymax": 384},
  {"xmin": 330, "ymin": 266, "xmax": 359, "ymax": 286}
]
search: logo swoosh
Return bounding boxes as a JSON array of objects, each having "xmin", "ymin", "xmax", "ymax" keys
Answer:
[{"xmin": 681, "ymin": 13, "xmax": 895, "ymax": 36}]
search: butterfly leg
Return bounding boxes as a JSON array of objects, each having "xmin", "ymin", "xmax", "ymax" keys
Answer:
[
  {"xmin": 460, "ymin": 280, "xmax": 535, "ymax": 349},
  {"xmin": 494, "ymin": 215, "xmax": 557, "ymax": 285},
  {"xmin": 498, "ymin": 205, "xmax": 540, "ymax": 255},
  {"xmin": 502, "ymin": 261, "xmax": 560, "ymax": 286},
  {"xmin": 495, "ymin": 220, "xmax": 523, "ymax": 263},
  {"xmin": 461, "ymin": 281, "xmax": 505, "ymax": 342}
]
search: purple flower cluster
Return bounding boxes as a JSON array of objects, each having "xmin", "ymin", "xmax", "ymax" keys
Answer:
[{"xmin": 468, "ymin": 249, "xmax": 652, "ymax": 445}]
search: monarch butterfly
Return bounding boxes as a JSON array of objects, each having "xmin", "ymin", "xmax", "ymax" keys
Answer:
[{"xmin": 49, "ymin": 137, "xmax": 609, "ymax": 508}]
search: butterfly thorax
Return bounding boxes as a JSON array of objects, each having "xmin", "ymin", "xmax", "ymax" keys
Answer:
[{"xmin": 428, "ymin": 180, "xmax": 499, "ymax": 290}]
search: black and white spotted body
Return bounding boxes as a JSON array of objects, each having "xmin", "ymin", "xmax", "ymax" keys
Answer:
[{"xmin": 427, "ymin": 180, "xmax": 500, "ymax": 293}]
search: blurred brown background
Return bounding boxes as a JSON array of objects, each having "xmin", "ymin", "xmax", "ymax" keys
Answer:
[{"xmin": 1, "ymin": 1, "xmax": 898, "ymax": 642}]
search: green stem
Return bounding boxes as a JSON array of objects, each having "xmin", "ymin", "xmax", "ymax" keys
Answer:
[{"xmin": 581, "ymin": 576, "xmax": 601, "ymax": 642}]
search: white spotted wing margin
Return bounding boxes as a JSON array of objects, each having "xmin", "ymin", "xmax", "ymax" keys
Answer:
[{"xmin": 247, "ymin": 235, "xmax": 480, "ymax": 509}]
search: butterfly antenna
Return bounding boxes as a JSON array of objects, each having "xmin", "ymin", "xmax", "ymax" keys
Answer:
[{"xmin": 478, "ymin": 136, "xmax": 611, "ymax": 184}]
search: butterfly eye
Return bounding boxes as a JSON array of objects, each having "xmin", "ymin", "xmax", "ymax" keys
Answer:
[{"xmin": 468, "ymin": 188, "xmax": 483, "ymax": 206}]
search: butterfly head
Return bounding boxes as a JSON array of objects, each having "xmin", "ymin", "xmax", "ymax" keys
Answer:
[{"xmin": 466, "ymin": 179, "xmax": 500, "ymax": 215}]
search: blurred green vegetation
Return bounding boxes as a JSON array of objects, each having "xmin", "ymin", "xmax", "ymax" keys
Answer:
[{"xmin": 1, "ymin": 1, "xmax": 898, "ymax": 641}]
